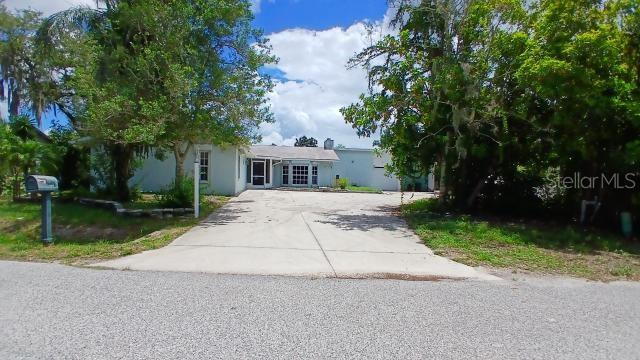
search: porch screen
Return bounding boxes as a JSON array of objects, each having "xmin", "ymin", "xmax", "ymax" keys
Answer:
[{"xmin": 292, "ymin": 165, "xmax": 308, "ymax": 185}]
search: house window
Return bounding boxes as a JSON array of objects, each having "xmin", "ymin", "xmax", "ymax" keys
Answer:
[
  {"xmin": 282, "ymin": 165, "xmax": 289, "ymax": 185},
  {"xmin": 246, "ymin": 159, "xmax": 251, "ymax": 183},
  {"xmin": 312, "ymin": 165, "xmax": 318, "ymax": 185},
  {"xmin": 292, "ymin": 165, "xmax": 308, "ymax": 185},
  {"xmin": 199, "ymin": 151, "xmax": 209, "ymax": 181},
  {"xmin": 237, "ymin": 154, "xmax": 241, "ymax": 179}
]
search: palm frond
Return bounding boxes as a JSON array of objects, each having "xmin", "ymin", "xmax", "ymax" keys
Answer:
[{"xmin": 35, "ymin": 6, "xmax": 106, "ymax": 50}]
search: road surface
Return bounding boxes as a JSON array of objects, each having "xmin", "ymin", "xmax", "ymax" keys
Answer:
[{"xmin": 1, "ymin": 261, "xmax": 638, "ymax": 359}]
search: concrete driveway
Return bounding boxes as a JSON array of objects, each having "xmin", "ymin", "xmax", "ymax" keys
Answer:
[{"xmin": 95, "ymin": 190, "xmax": 496, "ymax": 280}]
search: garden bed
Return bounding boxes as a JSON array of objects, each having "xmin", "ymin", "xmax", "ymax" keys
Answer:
[{"xmin": 78, "ymin": 197, "xmax": 194, "ymax": 218}]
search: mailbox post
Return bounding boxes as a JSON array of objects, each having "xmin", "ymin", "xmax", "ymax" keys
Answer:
[{"xmin": 25, "ymin": 175, "xmax": 58, "ymax": 245}]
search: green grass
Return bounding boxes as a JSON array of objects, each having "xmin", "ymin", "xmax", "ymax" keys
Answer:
[
  {"xmin": 346, "ymin": 185, "xmax": 382, "ymax": 193},
  {"xmin": 0, "ymin": 195, "xmax": 229, "ymax": 263},
  {"xmin": 402, "ymin": 198, "xmax": 640, "ymax": 281}
]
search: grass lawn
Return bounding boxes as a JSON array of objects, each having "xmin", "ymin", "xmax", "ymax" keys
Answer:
[
  {"xmin": 402, "ymin": 199, "xmax": 640, "ymax": 281},
  {"xmin": 346, "ymin": 185, "xmax": 382, "ymax": 193},
  {"xmin": 0, "ymin": 195, "xmax": 228, "ymax": 264}
]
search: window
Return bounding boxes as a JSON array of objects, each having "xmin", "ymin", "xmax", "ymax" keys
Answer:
[
  {"xmin": 282, "ymin": 165, "xmax": 289, "ymax": 185},
  {"xmin": 312, "ymin": 165, "xmax": 318, "ymax": 185},
  {"xmin": 199, "ymin": 151, "xmax": 209, "ymax": 181},
  {"xmin": 237, "ymin": 154, "xmax": 241, "ymax": 179},
  {"xmin": 292, "ymin": 165, "xmax": 308, "ymax": 185},
  {"xmin": 246, "ymin": 159, "xmax": 251, "ymax": 183}
]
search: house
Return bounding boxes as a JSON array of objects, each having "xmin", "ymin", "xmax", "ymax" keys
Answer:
[{"xmin": 130, "ymin": 138, "xmax": 433, "ymax": 195}]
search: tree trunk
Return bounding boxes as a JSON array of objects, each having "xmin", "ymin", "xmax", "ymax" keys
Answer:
[
  {"xmin": 9, "ymin": 87, "xmax": 20, "ymax": 116},
  {"xmin": 173, "ymin": 142, "xmax": 192, "ymax": 185},
  {"xmin": 111, "ymin": 144, "xmax": 134, "ymax": 202},
  {"xmin": 438, "ymin": 131, "xmax": 452, "ymax": 206},
  {"xmin": 465, "ymin": 175, "xmax": 490, "ymax": 210}
]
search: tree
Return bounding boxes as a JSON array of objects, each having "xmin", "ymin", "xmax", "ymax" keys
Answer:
[
  {"xmin": 515, "ymin": 0, "xmax": 640, "ymax": 221},
  {"xmin": 0, "ymin": 3, "xmax": 56, "ymax": 128},
  {"xmin": 38, "ymin": 0, "xmax": 274, "ymax": 199},
  {"xmin": 0, "ymin": 115, "xmax": 57, "ymax": 200},
  {"xmin": 342, "ymin": 0, "xmax": 529, "ymax": 210},
  {"xmin": 294, "ymin": 136, "xmax": 318, "ymax": 147},
  {"xmin": 342, "ymin": 0, "xmax": 640, "ymax": 223},
  {"xmin": 151, "ymin": 0, "xmax": 275, "ymax": 183}
]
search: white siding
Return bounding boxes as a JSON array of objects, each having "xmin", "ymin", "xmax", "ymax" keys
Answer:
[
  {"xmin": 334, "ymin": 149, "xmax": 401, "ymax": 191},
  {"xmin": 334, "ymin": 150, "xmax": 374, "ymax": 187},
  {"xmin": 130, "ymin": 144, "xmax": 245, "ymax": 196}
]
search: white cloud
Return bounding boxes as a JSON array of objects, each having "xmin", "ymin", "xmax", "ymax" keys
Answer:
[
  {"xmin": 5, "ymin": 0, "xmax": 96, "ymax": 16},
  {"xmin": 260, "ymin": 8, "xmax": 396, "ymax": 148},
  {"xmin": 250, "ymin": 0, "xmax": 262, "ymax": 13}
]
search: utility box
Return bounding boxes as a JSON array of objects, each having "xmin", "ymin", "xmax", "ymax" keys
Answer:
[
  {"xmin": 26, "ymin": 175, "xmax": 58, "ymax": 193},
  {"xmin": 25, "ymin": 175, "xmax": 58, "ymax": 245}
]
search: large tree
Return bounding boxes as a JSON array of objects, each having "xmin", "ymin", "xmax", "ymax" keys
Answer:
[
  {"xmin": 39, "ymin": 0, "xmax": 274, "ymax": 200},
  {"xmin": 0, "ymin": 3, "xmax": 58, "ymax": 128},
  {"xmin": 342, "ymin": 0, "xmax": 639, "ymax": 222},
  {"xmin": 342, "ymin": 0, "xmax": 530, "ymax": 210}
]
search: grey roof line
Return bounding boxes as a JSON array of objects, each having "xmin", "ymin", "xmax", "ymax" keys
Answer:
[{"xmin": 249, "ymin": 145, "xmax": 340, "ymax": 161}]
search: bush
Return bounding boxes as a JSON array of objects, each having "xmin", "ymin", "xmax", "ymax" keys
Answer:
[
  {"xmin": 155, "ymin": 178, "xmax": 198, "ymax": 208},
  {"xmin": 337, "ymin": 178, "xmax": 348, "ymax": 190}
]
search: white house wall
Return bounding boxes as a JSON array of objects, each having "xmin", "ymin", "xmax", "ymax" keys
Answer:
[
  {"xmin": 129, "ymin": 144, "xmax": 243, "ymax": 196},
  {"xmin": 334, "ymin": 149, "xmax": 374, "ymax": 187},
  {"xmin": 129, "ymin": 145, "xmax": 412, "ymax": 195}
]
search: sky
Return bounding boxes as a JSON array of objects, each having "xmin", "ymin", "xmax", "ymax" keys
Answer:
[{"xmin": 4, "ymin": 0, "xmax": 392, "ymax": 148}]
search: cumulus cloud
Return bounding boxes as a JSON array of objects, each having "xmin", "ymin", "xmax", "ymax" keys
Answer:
[
  {"xmin": 260, "ymin": 8, "xmax": 396, "ymax": 148},
  {"xmin": 5, "ymin": 0, "xmax": 97, "ymax": 16}
]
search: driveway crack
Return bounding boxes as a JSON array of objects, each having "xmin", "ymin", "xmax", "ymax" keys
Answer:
[{"xmin": 299, "ymin": 211, "xmax": 337, "ymax": 277}]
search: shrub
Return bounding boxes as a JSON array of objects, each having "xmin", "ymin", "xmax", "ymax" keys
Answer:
[
  {"xmin": 156, "ymin": 178, "xmax": 198, "ymax": 208},
  {"xmin": 337, "ymin": 178, "xmax": 348, "ymax": 190}
]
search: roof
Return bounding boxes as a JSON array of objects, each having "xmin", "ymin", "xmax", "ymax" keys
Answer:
[{"xmin": 249, "ymin": 145, "xmax": 339, "ymax": 161}]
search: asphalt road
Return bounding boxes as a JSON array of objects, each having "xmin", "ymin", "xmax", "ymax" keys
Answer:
[{"xmin": 1, "ymin": 261, "xmax": 639, "ymax": 359}]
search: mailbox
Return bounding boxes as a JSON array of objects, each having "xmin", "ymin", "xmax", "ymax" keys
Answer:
[
  {"xmin": 26, "ymin": 175, "xmax": 58, "ymax": 193},
  {"xmin": 25, "ymin": 175, "xmax": 58, "ymax": 245}
]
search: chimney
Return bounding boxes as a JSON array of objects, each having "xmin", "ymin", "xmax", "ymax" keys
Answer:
[{"xmin": 324, "ymin": 138, "xmax": 334, "ymax": 150}]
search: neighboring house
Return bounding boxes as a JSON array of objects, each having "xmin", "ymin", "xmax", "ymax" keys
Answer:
[{"xmin": 130, "ymin": 138, "xmax": 433, "ymax": 196}]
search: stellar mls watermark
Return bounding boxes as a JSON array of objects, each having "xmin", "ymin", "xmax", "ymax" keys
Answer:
[{"xmin": 549, "ymin": 172, "xmax": 638, "ymax": 189}]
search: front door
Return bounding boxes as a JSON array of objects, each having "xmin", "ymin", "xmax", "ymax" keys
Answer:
[{"xmin": 252, "ymin": 160, "xmax": 265, "ymax": 186}]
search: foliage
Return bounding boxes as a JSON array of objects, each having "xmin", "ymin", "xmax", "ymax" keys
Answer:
[
  {"xmin": 155, "ymin": 177, "xmax": 200, "ymax": 208},
  {"xmin": 0, "ymin": 115, "xmax": 59, "ymax": 199},
  {"xmin": 47, "ymin": 124, "xmax": 90, "ymax": 190},
  {"xmin": 0, "ymin": 3, "xmax": 55, "ymax": 126},
  {"xmin": 37, "ymin": 0, "xmax": 275, "ymax": 196},
  {"xmin": 336, "ymin": 178, "xmax": 348, "ymax": 189},
  {"xmin": 341, "ymin": 0, "xmax": 640, "ymax": 227},
  {"xmin": 403, "ymin": 198, "xmax": 640, "ymax": 280},
  {"xmin": 346, "ymin": 185, "xmax": 381, "ymax": 193},
  {"xmin": 294, "ymin": 135, "xmax": 318, "ymax": 147}
]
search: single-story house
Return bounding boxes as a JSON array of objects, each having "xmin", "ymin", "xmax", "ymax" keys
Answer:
[{"xmin": 130, "ymin": 138, "xmax": 433, "ymax": 196}]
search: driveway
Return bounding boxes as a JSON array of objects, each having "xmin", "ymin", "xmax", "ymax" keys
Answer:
[{"xmin": 95, "ymin": 190, "xmax": 496, "ymax": 280}]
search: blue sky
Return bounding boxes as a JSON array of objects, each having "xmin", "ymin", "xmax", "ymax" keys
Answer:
[
  {"xmin": 254, "ymin": 0, "xmax": 387, "ymax": 34},
  {"xmin": 5, "ymin": 0, "xmax": 391, "ymax": 147}
]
